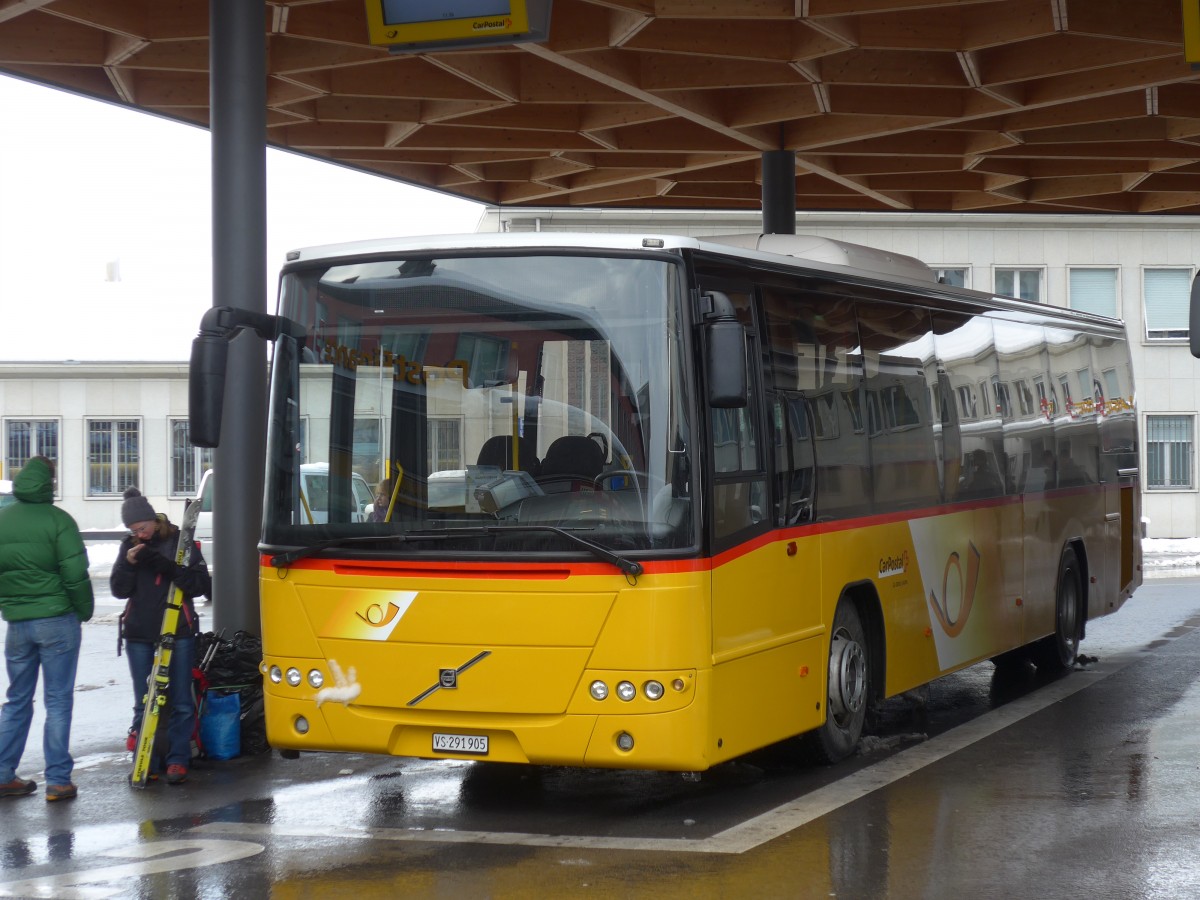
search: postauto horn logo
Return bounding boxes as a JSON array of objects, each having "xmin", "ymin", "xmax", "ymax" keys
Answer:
[{"xmin": 878, "ymin": 551, "xmax": 909, "ymax": 579}]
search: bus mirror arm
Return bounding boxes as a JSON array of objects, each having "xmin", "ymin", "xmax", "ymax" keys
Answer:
[
  {"xmin": 196, "ymin": 305, "xmax": 308, "ymax": 346},
  {"xmin": 188, "ymin": 307, "xmax": 309, "ymax": 448}
]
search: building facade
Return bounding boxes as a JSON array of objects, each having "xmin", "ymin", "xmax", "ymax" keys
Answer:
[
  {"xmin": 0, "ymin": 362, "xmax": 207, "ymax": 531},
  {"xmin": 3, "ymin": 211, "xmax": 1198, "ymax": 536}
]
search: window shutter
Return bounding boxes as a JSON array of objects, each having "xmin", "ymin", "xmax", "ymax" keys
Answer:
[{"xmin": 1069, "ymin": 268, "xmax": 1117, "ymax": 317}]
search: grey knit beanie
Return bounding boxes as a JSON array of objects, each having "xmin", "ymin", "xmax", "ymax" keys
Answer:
[{"xmin": 121, "ymin": 488, "xmax": 156, "ymax": 527}]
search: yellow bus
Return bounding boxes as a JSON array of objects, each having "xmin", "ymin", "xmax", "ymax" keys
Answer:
[{"xmin": 189, "ymin": 232, "xmax": 1142, "ymax": 770}]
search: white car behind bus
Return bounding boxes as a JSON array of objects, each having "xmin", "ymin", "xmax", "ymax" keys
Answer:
[{"xmin": 194, "ymin": 464, "xmax": 374, "ymax": 567}]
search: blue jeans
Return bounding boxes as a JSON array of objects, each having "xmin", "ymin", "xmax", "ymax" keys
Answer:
[
  {"xmin": 0, "ymin": 612, "xmax": 82, "ymax": 787},
  {"xmin": 127, "ymin": 636, "xmax": 196, "ymax": 768}
]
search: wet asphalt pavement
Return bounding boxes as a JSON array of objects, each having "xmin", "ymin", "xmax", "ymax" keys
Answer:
[{"xmin": 1, "ymin": 549, "xmax": 1200, "ymax": 897}]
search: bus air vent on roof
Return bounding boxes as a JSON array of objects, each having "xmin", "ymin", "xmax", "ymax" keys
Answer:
[{"xmin": 705, "ymin": 233, "xmax": 936, "ymax": 284}]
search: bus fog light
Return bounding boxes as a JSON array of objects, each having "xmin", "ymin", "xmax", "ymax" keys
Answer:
[
  {"xmin": 294, "ymin": 716, "xmax": 309, "ymax": 735},
  {"xmin": 307, "ymin": 669, "xmax": 324, "ymax": 689},
  {"xmin": 286, "ymin": 667, "xmax": 302, "ymax": 687},
  {"xmin": 672, "ymin": 678, "xmax": 686, "ymax": 692},
  {"xmin": 643, "ymin": 680, "xmax": 664, "ymax": 700},
  {"xmin": 269, "ymin": 666, "xmax": 283, "ymax": 684},
  {"xmin": 590, "ymin": 680, "xmax": 609, "ymax": 700},
  {"xmin": 616, "ymin": 732, "xmax": 634, "ymax": 751},
  {"xmin": 616, "ymin": 681, "xmax": 636, "ymax": 701}
]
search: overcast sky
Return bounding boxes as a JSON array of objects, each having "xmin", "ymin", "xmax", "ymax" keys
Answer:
[{"xmin": 0, "ymin": 74, "xmax": 485, "ymax": 362}]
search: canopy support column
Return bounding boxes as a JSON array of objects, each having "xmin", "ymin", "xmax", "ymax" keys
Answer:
[
  {"xmin": 762, "ymin": 150, "xmax": 797, "ymax": 235},
  {"xmin": 209, "ymin": 0, "xmax": 267, "ymax": 636}
]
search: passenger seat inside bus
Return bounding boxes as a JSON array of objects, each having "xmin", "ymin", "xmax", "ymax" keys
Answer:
[{"xmin": 476, "ymin": 435, "xmax": 540, "ymax": 476}]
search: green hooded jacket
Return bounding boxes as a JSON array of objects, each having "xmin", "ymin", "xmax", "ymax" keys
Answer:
[{"xmin": 0, "ymin": 458, "xmax": 94, "ymax": 623}]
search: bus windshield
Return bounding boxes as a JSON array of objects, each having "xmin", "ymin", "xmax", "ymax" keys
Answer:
[{"xmin": 263, "ymin": 251, "xmax": 695, "ymax": 559}]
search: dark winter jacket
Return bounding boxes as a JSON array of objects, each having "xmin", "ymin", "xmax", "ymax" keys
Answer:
[
  {"xmin": 110, "ymin": 518, "xmax": 210, "ymax": 642},
  {"xmin": 0, "ymin": 457, "xmax": 94, "ymax": 623}
]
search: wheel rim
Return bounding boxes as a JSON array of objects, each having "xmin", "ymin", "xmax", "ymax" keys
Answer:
[{"xmin": 828, "ymin": 627, "xmax": 867, "ymax": 725}]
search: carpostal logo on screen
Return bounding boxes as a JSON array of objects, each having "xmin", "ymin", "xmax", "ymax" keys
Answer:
[
  {"xmin": 472, "ymin": 17, "xmax": 512, "ymax": 31},
  {"xmin": 878, "ymin": 551, "xmax": 909, "ymax": 579}
]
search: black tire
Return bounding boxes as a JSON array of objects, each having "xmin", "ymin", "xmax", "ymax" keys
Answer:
[
  {"xmin": 1031, "ymin": 547, "xmax": 1083, "ymax": 672},
  {"xmin": 804, "ymin": 602, "xmax": 870, "ymax": 764}
]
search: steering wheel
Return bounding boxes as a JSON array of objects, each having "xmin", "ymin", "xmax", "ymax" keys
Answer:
[{"xmin": 595, "ymin": 469, "xmax": 649, "ymax": 493}]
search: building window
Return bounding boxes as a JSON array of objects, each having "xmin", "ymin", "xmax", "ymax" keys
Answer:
[
  {"xmin": 87, "ymin": 419, "xmax": 140, "ymax": 496},
  {"xmin": 1143, "ymin": 268, "xmax": 1191, "ymax": 341},
  {"xmin": 956, "ymin": 385, "xmax": 977, "ymax": 420},
  {"xmin": 169, "ymin": 419, "xmax": 214, "ymax": 497},
  {"xmin": 4, "ymin": 419, "xmax": 59, "ymax": 487},
  {"xmin": 429, "ymin": 418, "xmax": 463, "ymax": 472},
  {"xmin": 1146, "ymin": 414, "xmax": 1194, "ymax": 490},
  {"xmin": 934, "ymin": 267, "xmax": 968, "ymax": 288},
  {"xmin": 1069, "ymin": 268, "xmax": 1118, "ymax": 318},
  {"xmin": 995, "ymin": 268, "xmax": 1043, "ymax": 302}
]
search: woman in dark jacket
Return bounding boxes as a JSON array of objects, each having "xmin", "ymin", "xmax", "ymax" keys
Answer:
[{"xmin": 110, "ymin": 488, "xmax": 210, "ymax": 784}]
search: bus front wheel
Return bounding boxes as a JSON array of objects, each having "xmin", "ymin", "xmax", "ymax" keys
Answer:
[
  {"xmin": 1031, "ymin": 547, "xmax": 1083, "ymax": 672},
  {"xmin": 804, "ymin": 602, "xmax": 870, "ymax": 764}
]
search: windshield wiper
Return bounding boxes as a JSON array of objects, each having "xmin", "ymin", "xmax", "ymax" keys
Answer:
[
  {"xmin": 431, "ymin": 525, "xmax": 643, "ymax": 577},
  {"xmin": 268, "ymin": 525, "xmax": 643, "ymax": 577},
  {"xmin": 269, "ymin": 533, "xmax": 424, "ymax": 567}
]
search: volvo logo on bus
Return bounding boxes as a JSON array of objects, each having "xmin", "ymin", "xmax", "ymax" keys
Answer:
[
  {"xmin": 879, "ymin": 552, "xmax": 909, "ymax": 579},
  {"xmin": 408, "ymin": 650, "xmax": 492, "ymax": 706}
]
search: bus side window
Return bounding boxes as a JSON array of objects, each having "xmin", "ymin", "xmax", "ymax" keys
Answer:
[
  {"xmin": 772, "ymin": 394, "xmax": 815, "ymax": 526},
  {"xmin": 702, "ymin": 283, "xmax": 767, "ymax": 544}
]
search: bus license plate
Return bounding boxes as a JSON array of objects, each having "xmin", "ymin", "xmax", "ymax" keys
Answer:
[{"xmin": 432, "ymin": 733, "xmax": 489, "ymax": 755}]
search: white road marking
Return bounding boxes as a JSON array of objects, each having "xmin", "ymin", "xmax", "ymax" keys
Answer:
[
  {"xmin": 0, "ymin": 840, "xmax": 264, "ymax": 899},
  {"xmin": 192, "ymin": 654, "xmax": 1132, "ymax": 855}
]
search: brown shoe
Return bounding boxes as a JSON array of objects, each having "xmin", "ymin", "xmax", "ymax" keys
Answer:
[
  {"xmin": 0, "ymin": 777, "xmax": 36, "ymax": 798},
  {"xmin": 45, "ymin": 783, "xmax": 77, "ymax": 802}
]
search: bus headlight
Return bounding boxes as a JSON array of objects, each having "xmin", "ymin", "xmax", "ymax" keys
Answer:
[
  {"xmin": 590, "ymin": 680, "xmax": 609, "ymax": 700},
  {"xmin": 643, "ymin": 680, "xmax": 664, "ymax": 701},
  {"xmin": 307, "ymin": 669, "xmax": 324, "ymax": 689},
  {"xmin": 286, "ymin": 667, "xmax": 302, "ymax": 687},
  {"xmin": 616, "ymin": 731, "xmax": 635, "ymax": 751},
  {"xmin": 269, "ymin": 666, "xmax": 283, "ymax": 684},
  {"xmin": 616, "ymin": 681, "xmax": 636, "ymax": 701}
]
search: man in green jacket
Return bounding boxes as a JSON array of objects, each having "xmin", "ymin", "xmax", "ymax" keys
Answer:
[{"xmin": 0, "ymin": 456, "xmax": 94, "ymax": 801}]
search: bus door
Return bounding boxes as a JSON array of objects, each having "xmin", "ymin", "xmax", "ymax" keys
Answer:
[
  {"xmin": 697, "ymin": 280, "xmax": 821, "ymax": 750},
  {"xmin": 1092, "ymin": 332, "xmax": 1140, "ymax": 600}
]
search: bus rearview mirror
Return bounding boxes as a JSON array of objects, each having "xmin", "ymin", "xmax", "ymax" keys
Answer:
[
  {"xmin": 1190, "ymin": 273, "xmax": 1200, "ymax": 359},
  {"xmin": 707, "ymin": 318, "xmax": 748, "ymax": 408},
  {"xmin": 189, "ymin": 333, "xmax": 228, "ymax": 448}
]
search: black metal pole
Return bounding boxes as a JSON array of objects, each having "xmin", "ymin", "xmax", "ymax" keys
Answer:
[
  {"xmin": 762, "ymin": 149, "xmax": 797, "ymax": 235},
  {"xmin": 210, "ymin": 0, "xmax": 266, "ymax": 636}
]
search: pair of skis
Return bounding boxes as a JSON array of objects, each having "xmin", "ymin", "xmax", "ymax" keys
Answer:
[{"xmin": 129, "ymin": 499, "xmax": 201, "ymax": 789}]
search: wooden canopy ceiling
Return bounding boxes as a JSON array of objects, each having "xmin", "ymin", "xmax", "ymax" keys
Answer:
[{"xmin": 3, "ymin": 0, "xmax": 1200, "ymax": 215}]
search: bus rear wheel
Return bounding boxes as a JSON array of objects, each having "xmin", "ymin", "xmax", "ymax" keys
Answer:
[
  {"xmin": 1031, "ymin": 547, "xmax": 1083, "ymax": 672},
  {"xmin": 804, "ymin": 602, "xmax": 870, "ymax": 764}
]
